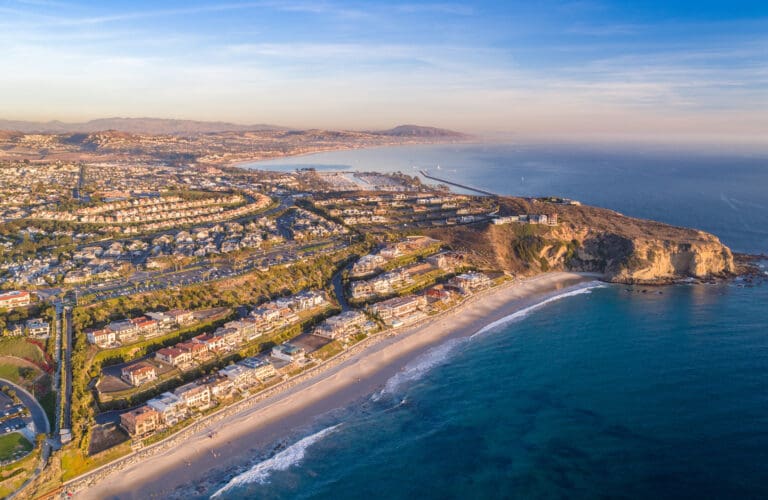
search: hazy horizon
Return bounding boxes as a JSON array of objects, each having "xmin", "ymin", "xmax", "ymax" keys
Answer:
[{"xmin": 1, "ymin": 1, "xmax": 767, "ymax": 140}]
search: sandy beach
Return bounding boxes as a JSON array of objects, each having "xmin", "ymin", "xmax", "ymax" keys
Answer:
[{"xmin": 75, "ymin": 272, "xmax": 600, "ymax": 499}]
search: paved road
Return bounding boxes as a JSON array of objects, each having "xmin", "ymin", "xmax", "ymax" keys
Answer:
[
  {"xmin": 331, "ymin": 264, "xmax": 353, "ymax": 312},
  {"xmin": 0, "ymin": 378, "xmax": 49, "ymax": 435},
  {"xmin": 62, "ymin": 307, "xmax": 73, "ymax": 432},
  {"xmin": 53, "ymin": 302, "xmax": 62, "ymax": 435}
]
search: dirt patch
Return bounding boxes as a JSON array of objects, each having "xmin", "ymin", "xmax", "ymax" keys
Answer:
[
  {"xmin": 290, "ymin": 333, "xmax": 331, "ymax": 354},
  {"xmin": 89, "ymin": 423, "xmax": 129, "ymax": 456}
]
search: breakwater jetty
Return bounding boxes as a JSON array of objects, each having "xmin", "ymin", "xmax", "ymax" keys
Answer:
[{"xmin": 419, "ymin": 169, "xmax": 498, "ymax": 196}]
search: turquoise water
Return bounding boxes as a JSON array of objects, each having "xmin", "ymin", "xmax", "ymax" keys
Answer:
[
  {"xmin": 205, "ymin": 144, "xmax": 768, "ymax": 499},
  {"xmin": 213, "ymin": 282, "xmax": 768, "ymax": 499}
]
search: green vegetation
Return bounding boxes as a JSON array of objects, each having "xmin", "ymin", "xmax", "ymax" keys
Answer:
[
  {"xmin": 0, "ymin": 361, "xmax": 42, "ymax": 387},
  {"xmin": 60, "ymin": 441, "xmax": 132, "ymax": 482},
  {"xmin": 512, "ymin": 234, "xmax": 546, "ymax": 263},
  {"xmin": 312, "ymin": 340, "xmax": 344, "ymax": 361},
  {"xmin": 380, "ymin": 242, "xmax": 443, "ymax": 272},
  {"xmin": 92, "ymin": 312, "xmax": 233, "ymax": 369},
  {"xmin": 39, "ymin": 389, "xmax": 56, "ymax": 428},
  {"xmin": 622, "ymin": 252, "xmax": 649, "ymax": 272},
  {"xmin": 0, "ymin": 433, "xmax": 32, "ymax": 462},
  {"xmin": 563, "ymin": 238, "xmax": 581, "ymax": 265},
  {"xmin": 0, "ymin": 338, "xmax": 47, "ymax": 366},
  {"xmin": 0, "ymin": 439, "xmax": 40, "ymax": 498},
  {"xmin": 539, "ymin": 257, "xmax": 550, "ymax": 271}
]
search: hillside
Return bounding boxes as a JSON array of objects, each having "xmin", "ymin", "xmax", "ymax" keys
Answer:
[
  {"xmin": 0, "ymin": 118, "xmax": 282, "ymax": 135},
  {"xmin": 374, "ymin": 125, "xmax": 467, "ymax": 138},
  {"xmin": 426, "ymin": 197, "xmax": 734, "ymax": 284},
  {"xmin": 0, "ymin": 118, "xmax": 466, "ymax": 138}
]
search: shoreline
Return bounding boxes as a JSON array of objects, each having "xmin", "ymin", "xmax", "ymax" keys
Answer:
[
  {"xmin": 227, "ymin": 140, "xmax": 477, "ymax": 170},
  {"xmin": 72, "ymin": 272, "xmax": 602, "ymax": 499}
]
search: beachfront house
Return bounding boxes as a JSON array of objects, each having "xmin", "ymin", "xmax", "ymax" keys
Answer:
[
  {"xmin": 207, "ymin": 377, "xmax": 235, "ymax": 400},
  {"xmin": 312, "ymin": 310, "xmax": 367, "ymax": 340},
  {"xmin": 219, "ymin": 364, "xmax": 260, "ymax": 389},
  {"xmin": 147, "ymin": 392, "xmax": 187, "ymax": 426},
  {"xmin": 369, "ymin": 295, "xmax": 428, "ymax": 325},
  {"xmin": 271, "ymin": 343, "xmax": 306, "ymax": 363},
  {"xmin": 238, "ymin": 357, "xmax": 277, "ymax": 381},
  {"xmin": 173, "ymin": 383, "xmax": 212, "ymax": 410},
  {"xmin": 425, "ymin": 284, "xmax": 455, "ymax": 303},
  {"xmin": 449, "ymin": 272, "xmax": 492, "ymax": 294},
  {"xmin": 120, "ymin": 405, "xmax": 160, "ymax": 436}
]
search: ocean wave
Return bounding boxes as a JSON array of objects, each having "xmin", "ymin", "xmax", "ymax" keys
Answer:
[
  {"xmin": 373, "ymin": 281, "xmax": 606, "ymax": 399},
  {"xmin": 470, "ymin": 281, "xmax": 606, "ymax": 338},
  {"xmin": 372, "ymin": 338, "xmax": 467, "ymax": 400},
  {"xmin": 210, "ymin": 424, "xmax": 341, "ymax": 498}
]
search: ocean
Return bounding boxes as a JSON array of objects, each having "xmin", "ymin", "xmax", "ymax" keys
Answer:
[{"xmin": 207, "ymin": 143, "xmax": 768, "ymax": 499}]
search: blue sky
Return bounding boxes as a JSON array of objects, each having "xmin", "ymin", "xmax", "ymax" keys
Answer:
[{"xmin": 1, "ymin": 0, "xmax": 766, "ymax": 138}]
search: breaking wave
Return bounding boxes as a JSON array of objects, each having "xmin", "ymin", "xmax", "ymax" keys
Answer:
[
  {"xmin": 372, "ymin": 337, "xmax": 467, "ymax": 400},
  {"xmin": 471, "ymin": 281, "xmax": 606, "ymax": 338},
  {"xmin": 374, "ymin": 281, "xmax": 606, "ymax": 398},
  {"xmin": 210, "ymin": 424, "xmax": 341, "ymax": 498}
]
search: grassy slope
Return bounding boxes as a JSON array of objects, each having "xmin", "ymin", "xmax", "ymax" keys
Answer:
[{"xmin": 0, "ymin": 433, "xmax": 32, "ymax": 461}]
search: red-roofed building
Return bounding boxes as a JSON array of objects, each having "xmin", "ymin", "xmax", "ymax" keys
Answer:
[
  {"xmin": 0, "ymin": 291, "xmax": 31, "ymax": 310},
  {"xmin": 131, "ymin": 316, "xmax": 159, "ymax": 336},
  {"xmin": 85, "ymin": 328, "xmax": 117, "ymax": 347},
  {"xmin": 121, "ymin": 361, "xmax": 158, "ymax": 386},
  {"xmin": 120, "ymin": 405, "xmax": 160, "ymax": 436},
  {"xmin": 155, "ymin": 347, "xmax": 192, "ymax": 366},
  {"xmin": 177, "ymin": 341, "xmax": 208, "ymax": 359}
]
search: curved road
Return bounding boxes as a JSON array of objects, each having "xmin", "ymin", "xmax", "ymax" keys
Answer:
[
  {"xmin": 331, "ymin": 263, "xmax": 353, "ymax": 312},
  {"xmin": 0, "ymin": 378, "xmax": 50, "ymax": 435}
]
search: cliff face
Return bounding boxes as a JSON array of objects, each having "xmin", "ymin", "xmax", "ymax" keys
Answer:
[
  {"xmin": 562, "ymin": 229, "xmax": 734, "ymax": 284},
  {"xmin": 426, "ymin": 197, "xmax": 735, "ymax": 284}
]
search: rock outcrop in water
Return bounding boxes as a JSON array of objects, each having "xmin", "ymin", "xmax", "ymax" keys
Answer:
[{"xmin": 426, "ymin": 197, "xmax": 735, "ymax": 284}]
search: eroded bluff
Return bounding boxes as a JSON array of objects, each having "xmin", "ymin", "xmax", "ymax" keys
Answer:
[{"xmin": 426, "ymin": 197, "xmax": 734, "ymax": 284}]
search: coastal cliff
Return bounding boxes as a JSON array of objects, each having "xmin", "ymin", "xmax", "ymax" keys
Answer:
[{"xmin": 427, "ymin": 197, "xmax": 734, "ymax": 284}]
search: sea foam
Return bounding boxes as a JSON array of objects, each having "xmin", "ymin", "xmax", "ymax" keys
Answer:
[
  {"xmin": 210, "ymin": 424, "xmax": 341, "ymax": 498},
  {"xmin": 372, "ymin": 337, "xmax": 467, "ymax": 400},
  {"xmin": 471, "ymin": 281, "xmax": 605, "ymax": 338},
  {"xmin": 374, "ymin": 281, "xmax": 605, "ymax": 398}
]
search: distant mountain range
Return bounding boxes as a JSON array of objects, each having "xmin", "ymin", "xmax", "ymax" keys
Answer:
[
  {"xmin": 0, "ymin": 118, "xmax": 467, "ymax": 138},
  {"xmin": 374, "ymin": 124, "xmax": 466, "ymax": 138},
  {"xmin": 0, "ymin": 118, "xmax": 282, "ymax": 135}
]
